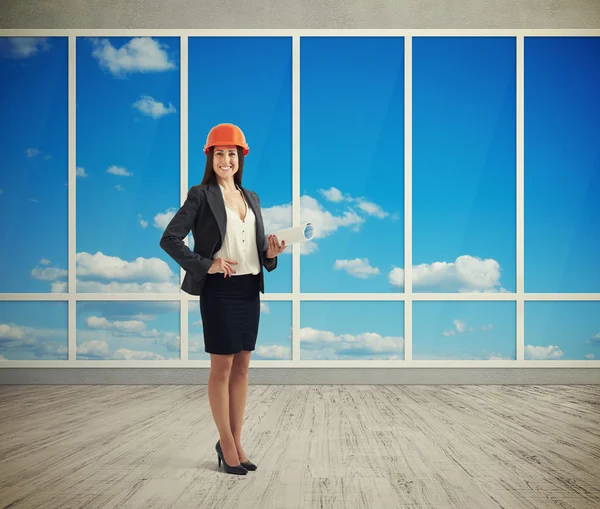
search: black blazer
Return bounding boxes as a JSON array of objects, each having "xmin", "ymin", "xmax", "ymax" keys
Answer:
[{"xmin": 159, "ymin": 181, "xmax": 277, "ymax": 295}]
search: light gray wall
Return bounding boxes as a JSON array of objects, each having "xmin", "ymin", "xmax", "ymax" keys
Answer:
[
  {"xmin": 1, "ymin": 0, "xmax": 599, "ymax": 384},
  {"xmin": 1, "ymin": 0, "xmax": 600, "ymax": 29}
]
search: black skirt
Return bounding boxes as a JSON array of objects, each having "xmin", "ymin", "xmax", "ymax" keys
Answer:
[{"xmin": 199, "ymin": 272, "xmax": 261, "ymax": 355}]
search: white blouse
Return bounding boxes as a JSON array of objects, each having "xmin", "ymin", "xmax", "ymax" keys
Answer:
[{"xmin": 212, "ymin": 184, "xmax": 261, "ymax": 276}]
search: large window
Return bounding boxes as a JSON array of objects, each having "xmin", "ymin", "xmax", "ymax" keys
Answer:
[
  {"xmin": 300, "ymin": 301, "xmax": 404, "ymax": 360},
  {"xmin": 76, "ymin": 36, "xmax": 181, "ymax": 293},
  {"xmin": 300, "ymin": 37, "xmax": 405, "ymax": 293},
  {"xmin": 76, "ymin": 301, "xmax": 180, "ymax": 360},
  {"xmin": 412, "ymin": 37, "xmax": 516, "ymax": 294},
  {"xmin": 413, "ymin": 301, "xmax": 516, "ymax": 360},
  {"xmin": 0, "ymin": 32, "xmax": 598, "ymax": 367},
  {"xmin": 0, "ymin": 301, "xmax": 68, "ymax": 360},
  {"xmin": 188, "ymin": 36, "xmax": 293, "ymax": 294},
  {"xmin": 0, "ymin": 37, "xmax": 68, "ymax": 293},
  {"xmin": 525, "ymin": 301, "xmax": 600, "ymax": 361},
  {"xmin": 524, "ymin": 37, "xmax": 600, "ymax": 293}
]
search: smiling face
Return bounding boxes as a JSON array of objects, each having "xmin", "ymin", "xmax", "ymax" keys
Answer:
[{"xmin": 212, "ymin": 145, "xmax": 238, "ymax": 181}]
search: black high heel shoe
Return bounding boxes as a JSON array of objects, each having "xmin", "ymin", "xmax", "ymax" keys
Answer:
[
  {"xmin": 215, "ymin": 440, "xmax": 248, "ymax": 475},
  {"xmin": 240, "ymin": 460, "xmax": 257, "ymax": 471}
]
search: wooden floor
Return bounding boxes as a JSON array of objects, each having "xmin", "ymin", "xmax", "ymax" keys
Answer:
[{"xmin": 0, "ymin": 384, "xmax": 599, "ymax": 509}]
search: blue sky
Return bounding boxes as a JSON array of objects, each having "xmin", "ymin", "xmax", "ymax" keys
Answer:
[
  {"xmin": 0, "ymin": 35, "xmax": 598, "ymax": 362},
  {"xmin": 524, "ymin": 37, "xmax": 600, "ymax": 292}
]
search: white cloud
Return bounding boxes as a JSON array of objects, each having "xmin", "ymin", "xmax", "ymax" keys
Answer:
[
  {"xmin": 388, "ymin": 255, "xmax": 507, "ymax": 293},
  {"xmin": 76, "ymin": 280, "xmax": 180, "ymax": 293},
  {"xmin": 254, "ymin": 344, "xmax": 291, "ymax": 360},
  {"xmin": 188, "ymin": 336, "xmax": 204, "ymax": 353},
  {"xmin": 77, "ymin": 339, "xmax": 111, "ymax": 358},
  {"xmin": 26, "ymin": 148, "xmax": 41, "ymax": 158},
  {"xmin": 585, "ymin": 354, "xmax": 595, "ymax": 359},
  {"xmin": 31, "ymin": 266, "xmax": 68, "ymax": 281},
  {"xmin": 442, "ymin": 318, "xmax": 492, "ymax": 337},
  {"xmin": 259, "ymin": 190, "xmax": 389, "ymax": 257},
  {"xmin": 51, "ymin": 282, "xmax": 68, "ymax": 293},
  {"xmin": 334, "ymin": 258, "xmax": 380, "ymax": 279},
  {"xmin": 91, "ymin": 37, "xmax": 177, "ymax": 77},
  {"xmin": 138, "ymin": 214, "xmax": 148, "ymax": 228},
  {"xmin": 355, "ymin": 199, "xmax": 388, "ymax": 219},
  {"xmin": 262, "ymin": 195, "xmax": 365, "ymax": 246},
  {"xmin": 0, "ymin": 38, "xmax": 50, "ymax": 59},
  {"xmin": 261, "ymin": 203, "xmax": 292, "ymax": 235},
  {"xmin": 260, "ymin": 302, "xmax": 270, "ymax": 314},
  {"xmin": 76, "ymin": 339, "xmax": 168, "ymax": 360},
  {"xmin": 130, "ymin": 313, "xmax": 157, "ymax": 322},
  {"xmin": 85, "ymin": 316, "xmax": 147, "ymax": 333},
  {"xmin": 76, "ymin": 166, "xmax": 88, "ymax": 177},
  {"xmin": 0, "ymin": 355, "xmax": 6, "ymax": 360},
  {"xmin": 319, "ymin": 187, "xmax": 345, "ymax": 203},
  {"xmin": 0, "ymin": 323, "xmax": 67, "ymax": 359},
  {"xmin": 40, "ymin": 258, "xmax": 52, "ymax": 265},
  {"xmin": 300, "ymin": 241, "xmax": 318, "ymax": 255},
  {"xmin": 76, "ymin": 251, "xmax": 176, "ymax": 284},
  {"xmin": 31, "ymin": 252, "xmax": 180, "ymax": 293},
  {"xmin": 114, "ymin": 348, "xmax": 167, "ymax": 360},
  {"xmin": 0, "ymin": 324, "xmax": 26, "ymax": 340},
  {"xmin": 28, "ymin": 198, "xmax": 39, "ymax": 203},
  {"xmin": 154, "ymin": 208, "xmax": 176, "ymax": 229},
  {"xmin": 133, "ymin": 95, "xmax": 176, "ymax": 119},
  {"xmin": 115, "ymin": 185, "xmax": 124, "ymax": 192},
  {"xmin": 299, "ymin": 327, "xmax": 404, "ymax": 360},
  {"xmin": 525, "ymin": 344, "xmax": 564, "ymax": 360},
  {"xmin": 317, "ymin": 187, "xmax": 390, "ymax": 219},
  {"xmin": 75, "ymin": 311, "xmax": 180, "ymax": 359},
  {"xmin": 454, "ymin": 319, "xmax": 467, "ymax": 333},
  {"xmin": 107, "ymin": 165, "xmax": 132, "ymax": 176}
]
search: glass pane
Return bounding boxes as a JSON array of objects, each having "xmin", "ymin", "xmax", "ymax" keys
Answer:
[
  {"xmin": 189, "ymin": 299, "xmax": 292, "ymax": 360},
  {"xmin": 525, "ymin": 37, "xmax": 600, "ymax": 292},
  {"xmin": 413, "ymin": 37, "xmax": 516, "ymax": 293},
  {"xmin": 0, "ymin": 301, "xmax": 68, "ymax": 360},
  {"xmin": 76, "ymin": 37, "xmax": 181, "ymax": 293},
  {"xmin": 300, "ymin": 37, "xmax": 405, "ymax": 293},
  {"xmin": 76, "ymin": 301, "xmax": 180, "ymax": 360},
  {"xmin": 413, "ymin": 301, "xmax": 516, "ymax": 360},
  {"xmin": 525, "ymin": 301, "xmax": 600, "ymax": 361},
  {"xmin": 188, "ymin": 37, "xmax": 292, "ymax": 293},
  {"xmin": 300, "ymin": 301, "xmax": 404, "ymax": 360},
  {"xmin": 0, "ymin": 37, "xmax": 68, "ymax": 293}
]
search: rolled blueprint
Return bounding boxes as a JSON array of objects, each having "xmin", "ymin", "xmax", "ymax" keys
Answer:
[{"xmin": 271, "ymin": 223, "xmax": 314, "ymax": 245}]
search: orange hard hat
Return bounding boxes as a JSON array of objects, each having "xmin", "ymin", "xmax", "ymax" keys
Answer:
[{"xmin": 203, "ymin": 123, "xmax": 249, "ymax": 156}]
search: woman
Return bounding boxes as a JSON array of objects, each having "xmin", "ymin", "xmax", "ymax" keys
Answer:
[{"xmin": 159, "ymin": 123, "xmax": 285, "ymax": 475}]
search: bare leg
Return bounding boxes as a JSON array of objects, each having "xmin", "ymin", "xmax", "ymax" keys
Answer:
[
  {"xmin": 229, "ymin": 350, "xmax": 251, "ymax": 462},
  {"xmin": 208, "ymin": 353, "xmax": 241, "ymax": 466}
]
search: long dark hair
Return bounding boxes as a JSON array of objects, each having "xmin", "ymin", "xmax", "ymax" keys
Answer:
[{"xmin": 199, "ymin": 146, "xmax": 245, "ymax": 187}]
